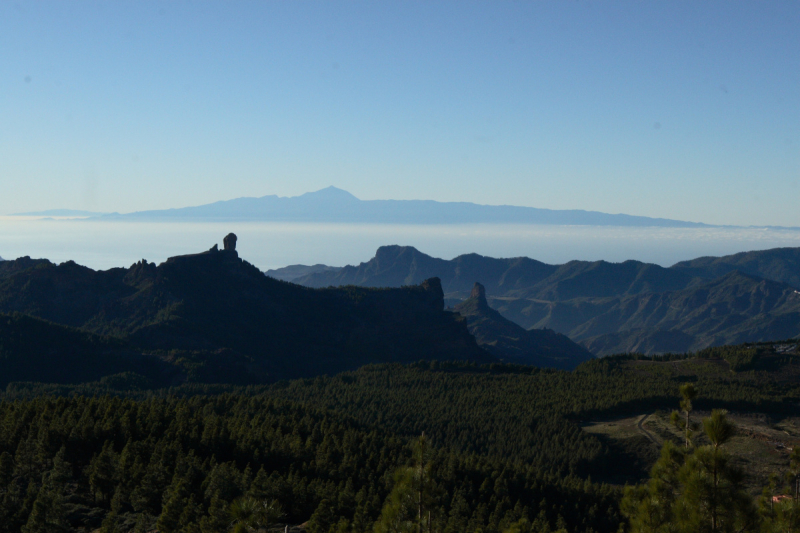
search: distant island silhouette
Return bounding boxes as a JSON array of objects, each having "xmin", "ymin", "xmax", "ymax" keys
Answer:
[{"xmin": 83, "ymin": 186, "xmax": 710, "ymax": 227}]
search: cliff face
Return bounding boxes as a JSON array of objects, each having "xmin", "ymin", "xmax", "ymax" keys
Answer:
[{"xmin": 0, "ymin": 242, "xmax": 492, "ymax": 382}]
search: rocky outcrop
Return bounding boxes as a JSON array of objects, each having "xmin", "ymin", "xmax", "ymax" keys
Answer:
[
  {"xmin": 166, "ymin": 236, "xmax": 243, "ymax": 266},
  {"xmin": 470, "ymin": 282, "xmax": 486, "ymax": 300},
  {"xmin": 419, "ymin": 277, "xmax": 445, "ymax": 311},
  {"xmin": 468, "ymin": 282, "xmax": 491, "ymax": 312},
  {"xmin": 223, "ymin": 233, "xmax": 238, "ymax": 251},
  {"xmin": 0, "ymin": 249, "xmax": 492, "ymax": 382},
  {"xmin": 455, "ymin": 281, "xmax": 593, "ymax": 370}
]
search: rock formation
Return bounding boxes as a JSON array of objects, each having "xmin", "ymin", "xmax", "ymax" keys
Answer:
[
  {"xmin": 470, "ymin": 281, "xmax": 487, "ymax": 301},
  {"xmin": 454, "ymin": 281, "xmax": 594, "ymax": 370},
  {"xmin": 223, "ymin": 233, "xmax": 238, "ymax": 252}
]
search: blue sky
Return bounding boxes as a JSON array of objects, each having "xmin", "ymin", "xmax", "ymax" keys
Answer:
[{"xmin": 1, "ymin": 1, "xmax": 798, "ymax": 226}]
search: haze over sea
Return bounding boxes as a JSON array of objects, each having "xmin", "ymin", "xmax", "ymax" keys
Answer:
[{"xmin": 2, "ymin": 217, "xmax": 800, "ymax": 271}]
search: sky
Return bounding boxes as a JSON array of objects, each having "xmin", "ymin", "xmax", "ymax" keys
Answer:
[{"xmin": 1, "ymin": 1, "xmax": 798, "ymax": 226}]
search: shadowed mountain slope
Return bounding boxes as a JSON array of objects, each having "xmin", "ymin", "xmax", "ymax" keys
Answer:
[
  {"xmin": 454, "ymin": 282, "xmax": 594, "ymax": 370},
  {"xmin": 293, "ymin": 245, "xmax": 561, "ymax": 296},
  {"xmin": 286, "ymin": 245, "xmax": 800, "ymax": 355},
  {"xmin": 293, "ymin": 245, "xmax": 704, "ymax": 299},
  {"xmin": 672, "ymin": 247, "xmax": 800, "ymax": 289},
  {"xmin": 496, "ymin": 272, "xmax": 800, "ymax": 355},
  {"xmin": 0, "ymin": 313, "xmax": 180, "ymax": 388},
  {"xmin": 290, "ymin": 245, "xmax": 800, "ymax": 296},
  {"xmin": 265, "ymin": 264, "xmax": 343, "ymax": 283},
  {"xmin": 0, "ymin": 240, "xmax": 493, "ymax": 382}
]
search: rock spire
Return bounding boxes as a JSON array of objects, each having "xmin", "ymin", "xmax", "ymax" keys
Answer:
[{"xmin": 223, "ymin": 233, "xmax": 238, "ymax": 251}]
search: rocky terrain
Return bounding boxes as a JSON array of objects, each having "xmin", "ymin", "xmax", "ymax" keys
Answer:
[
  {"xmin": 278, "ymin": 245, "xmax": 800, "ymax": 355},
  {"xmin": 0, "ymin": 235, "xmax": 492, "ymax": 385},
  {"xmin": 453, "ymin": 282, "xmax": 593, "ymax": 370}
]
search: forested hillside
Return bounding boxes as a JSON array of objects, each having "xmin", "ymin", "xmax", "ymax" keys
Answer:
[{"xmin": 1, "ymin": 341, "xmax": 798, "ymax": 532}]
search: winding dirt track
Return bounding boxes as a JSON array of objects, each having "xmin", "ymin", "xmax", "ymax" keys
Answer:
[{"xmin": 637, "ymin": 414, "xmax": 662, "ymax": 446}]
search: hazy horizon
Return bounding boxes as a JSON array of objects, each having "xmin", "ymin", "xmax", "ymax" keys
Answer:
[{"xmin": 3, "ymin": 218, "xmax": 800, "ymax": 272}]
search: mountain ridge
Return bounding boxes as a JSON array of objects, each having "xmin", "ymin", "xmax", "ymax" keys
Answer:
[
  {"xmin": 279, "ymin": 245, "xmax": 800, "ymax": 355},
  {"xmin": 0, "ymin": 238, "xmax": 495, "ymax": 383}
]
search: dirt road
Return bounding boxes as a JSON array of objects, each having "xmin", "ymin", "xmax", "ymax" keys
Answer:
[{"xmin": 637, "ymin": 414, "xmax": 662, "ymax": 446}]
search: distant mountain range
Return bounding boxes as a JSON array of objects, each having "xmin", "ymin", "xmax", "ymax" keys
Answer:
[
  {"xmin": 0, "ymin": 238, "xmax": 502, "ymax": 387},
  {"xmin": 270, "ymin": 245, "xmax": 800, "ymax": 355},
  {"xmin": 56, "ymin": 186, "xmax": 709, "ymax": 227}
]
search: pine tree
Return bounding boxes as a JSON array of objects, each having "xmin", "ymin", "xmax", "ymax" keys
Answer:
[
  {"xmin": 624, "ymin": 409, "xmax": 758, "ymax": 533},
  {"xmin": 49, "ymin": 447, "xmax": 71, "ymax": 487},
  {"xmin": 620, "ymin": 440, "xmax": 685, "ymax": 532},
  {"xmin": 21, "ymin": 479, "xmax": 68, "ymax": 533},
  {"xmin": 132, "ymin": 513, "xmax": 151, "ymax": 533},
  {"xmin": 20, "ymin": 491, "xmax": 50, "ymax": 533},
  {"xmin": 0, "ymin": 452, "xmax": 13, "ymax": 490},
  {"xmin": 669, "ymin": 384, "xmax": 697, "ymax": 449},
  {"xmin": 156, "ymin": 479, "xmax": 189, "ymax": 533},
  {"xmin": 501, "ymin": 518, "xmax": 532, "ymax": 533},
  {"xmin": 203, "ymin": 462, "xmax": 242, "ymax": 503},
  {"xmin": 247, "ymin": 466, "xmax": 269, "ymax": 500},
  {"xmin": 676, "ymin": 409, "xmax": 754, "ymax": 533},
  {"xmin": 14, "ymin": 434, "xmax": 39, "ymax": 483},
  {"xmin": 307, "ymin": 498, "xmax": 337, "ymax": 533},
  {"xmin": 100, "ymin": 510, "xmax": 120, "ymax": 533},
  {"xmin": 89, "ymin": 441, "xmax": 119, "ymax": 505},
  {"xmin": 374, "ymin": 434, "xmax": 439, "ymax": 533},
  {"xmin": 20, "ymin": 446, "xmax": 71, "ymax": 533},
  {"xmin": 199, "ymin": 494, "xmax": 230, "ymax": 533},
  {"xmin": 130, "ymin": 462, "xmax": 167, "ymax": 515}
]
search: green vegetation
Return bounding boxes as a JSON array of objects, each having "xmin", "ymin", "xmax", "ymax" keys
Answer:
[
  {"xmin": 0, "ymin": 345, "xmax": 798, "ymax": 531},
  {"xmin": 622, "ymin": 391, "xmax": 800, "ymax": 532},
  {"xmin": 0, "ymin": 394, "xmax": 619, "ymax": 533},
  {"xmin": 621, "ymin": 409, "xmax": 758, "ymax": 532},
  {"xmin": 671, "ymin": 383, "xmax": 697, "ymax": 448},
  {"xmin": 2, "ymin": 244, "xmax": 799, "ymax": 531}
]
